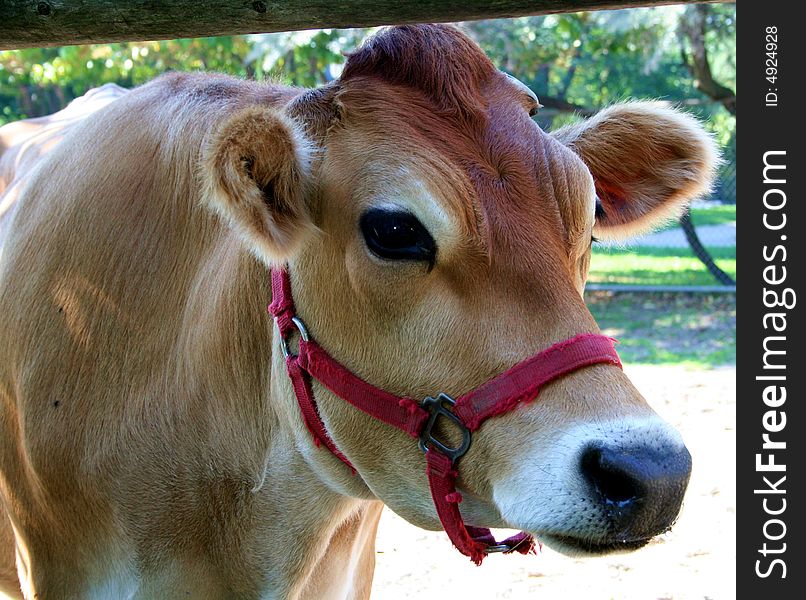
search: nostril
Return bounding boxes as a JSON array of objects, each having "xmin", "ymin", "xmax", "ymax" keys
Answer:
[
  {"xmin": 580, "ymin": 446, "xmax": 643, "ymax": 508},
  {"xmin": 579, "ymin": 442, "xmax": 692, "ymax": 540}
]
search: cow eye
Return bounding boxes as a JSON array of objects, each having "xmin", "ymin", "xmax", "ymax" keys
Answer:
[{"xmin": 360, "ymin": 209, "xmax": 436, "ymax": 264}]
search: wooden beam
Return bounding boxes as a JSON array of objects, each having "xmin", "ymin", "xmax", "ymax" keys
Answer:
[{"xmin": 1, "ymin": 0, "xmax": 729, "ymax": 51}]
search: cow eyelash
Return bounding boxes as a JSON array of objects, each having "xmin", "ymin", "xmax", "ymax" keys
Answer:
[{"xmin": 591, "ymin": 236, "xmax": 600, "ymax": 244}]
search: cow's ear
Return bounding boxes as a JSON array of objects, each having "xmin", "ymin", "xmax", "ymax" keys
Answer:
[
  {"xmin": 286, "ymin": 82, "xmax": 343, "ymax": 144},
  {"xmin": 202, "ymin": 106, "xmax": 315, "ymax": 264},
  {"xmin": 552, "ymin": 102, "xmax": 718, "ymax": 239}
]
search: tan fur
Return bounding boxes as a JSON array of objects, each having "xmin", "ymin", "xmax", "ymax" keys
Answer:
[
  {"xmin": 202, "ymin": 106, "xmax": 317, "ymax": 264},
  {"xmin": 0, "ymin": 27, "xmax": 715, "ymax": 599},
  {"xmin": 0, "ymin": 83, "xmax": 128, "ymax": 196}
]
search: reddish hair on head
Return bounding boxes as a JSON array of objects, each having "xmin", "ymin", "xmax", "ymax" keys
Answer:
[{"xmin": 340, "ymin": 24, "xmax": 495, "ymax": 121}]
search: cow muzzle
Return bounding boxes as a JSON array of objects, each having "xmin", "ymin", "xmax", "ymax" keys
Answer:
[
  {"xmin": 493, "ymin": 416, "xmax": 691, "ymax": 556},
  {"xmin": 580, "ymin": 442, "xmax": 692, "ymax": 544}
]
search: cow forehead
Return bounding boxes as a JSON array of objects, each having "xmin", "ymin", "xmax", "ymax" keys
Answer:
[{"xmin": 331, "ymin": 78, "xmax": 595, "ymax": 258}]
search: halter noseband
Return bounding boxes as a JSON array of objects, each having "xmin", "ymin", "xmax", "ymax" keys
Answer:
[{"xmin": 269, "ymin": 267, "xmax": 622, "ymax": 565}]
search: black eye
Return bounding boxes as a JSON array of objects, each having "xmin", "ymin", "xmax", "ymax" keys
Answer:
[
  {"xmin": 594, "ymin": 196, "xmax": 606, "ymax": 219},
  {"xmin": 360, "ymin": 209, "xmax": 437, "ymax": 265}
]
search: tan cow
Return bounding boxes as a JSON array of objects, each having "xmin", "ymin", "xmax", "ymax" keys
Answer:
[
  {"xmin": 0, "ymin": 83, "xmax": 128, "ymax": 247},
  {"xmin": 0, "ymin": 25, "xmax": 715, "ymax": 599},
  {"xmin": 0, "ymin": 83, "xmax": 128, "ymax": 192}
]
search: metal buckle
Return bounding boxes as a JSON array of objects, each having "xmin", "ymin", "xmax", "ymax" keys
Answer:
[
  {"xmin": 484, "ymin": 543, "xmax": 513, "ymax": 554},
  {"xmin": 418, "ymin": 393, "xmax": 471, "ymax": 464},
  {"xmin": 277, "ymin": 316, "xmax": 310, "ymax": 358},
  {"xmin": 484, "ymin": 535, "xmax": 529, "ymax": 554}
]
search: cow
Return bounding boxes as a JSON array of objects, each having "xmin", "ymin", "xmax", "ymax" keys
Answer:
[
  {"xmin": 0, "ymin": 83, "xmax": 128, "ymax": 196},
  {"xmin": 0, "ymin": 24, "xmax": 716, "ymax": 599}
]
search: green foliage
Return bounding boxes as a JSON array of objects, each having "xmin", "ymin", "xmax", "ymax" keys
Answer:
[
  {"xmin": 700, "ymin": 2, "xmax": 736, "ymax": 92},
  {"xmin": 1, "ymin": 37, "xmax": 254, "ymax": 122},
  {"xmin": 2, "ymin": 6, "xmax": 735, "ymax": 129},
  {"xmin": 462, "ymin": 7, "xmax": 736, "ymax": 159},
  {"xmin": 253, "ymin": 29, "xmax": 367, "ymax": 87},
  {"xmin": 466, "ymin": 9, "xmax": 696, "ymax": 109}
]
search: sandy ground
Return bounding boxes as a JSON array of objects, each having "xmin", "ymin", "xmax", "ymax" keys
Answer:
[{"xmin": 371, "ymin": 364, "xmax": 736, "ymax": 600}]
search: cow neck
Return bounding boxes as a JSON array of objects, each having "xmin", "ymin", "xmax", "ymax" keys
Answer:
[{"xmin": 268, "ymin": 267, "xmax": 622, "ymax": 565}]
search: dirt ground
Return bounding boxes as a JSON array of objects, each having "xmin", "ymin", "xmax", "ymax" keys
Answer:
[{"xmin": 372, "ymin": 364, "xmax": 736, "ymax": 599}]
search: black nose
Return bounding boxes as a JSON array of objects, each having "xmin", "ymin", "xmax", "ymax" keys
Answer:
[{"xmin": 580, "ymin": 443, "xmax": 692, "ymax": 539}]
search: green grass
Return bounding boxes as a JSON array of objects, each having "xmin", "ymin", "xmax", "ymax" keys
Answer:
[
  {"xmin": 658, "ymin": 204, "xmax": 736, "ymax": 231},
  {"xmin": 585, "ymin": 205, "xmax": 738, "ymax": 367},
  {"xmin": 585, "ymin": 292, "xmax": 736, "ymax": 368},
  {"xmin": 589, "ymin": 203, "xmax": 736, "ymax": 286},
  {"xmin": 589, "ymin": 246, "xmax": 736, "ymax": 287},
  {"xmin": 690, "ymin": 204, "xmax": 736, "ymax": 226}
]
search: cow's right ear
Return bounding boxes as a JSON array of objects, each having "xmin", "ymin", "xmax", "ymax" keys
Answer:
[{"xmin": 202, "ymin": 106, "xmax": 315, "ymax": 264}]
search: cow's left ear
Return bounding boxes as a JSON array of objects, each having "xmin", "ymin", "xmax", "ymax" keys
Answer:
[
  {"xmin": 552, "ymin": 102, "xmax": 718, "ymax": 239},
  {"xmin": 202, "ymin": 106, "xmax": 315, "ymax": 264}
]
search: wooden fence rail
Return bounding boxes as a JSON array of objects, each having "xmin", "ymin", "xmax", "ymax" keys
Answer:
[{"xmin": 1, "ymin": 0, "xmax": 728, "ymax": 51}]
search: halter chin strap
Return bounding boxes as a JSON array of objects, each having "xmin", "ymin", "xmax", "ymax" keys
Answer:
[{"xmin": 269, "ymin": 267, "xmax": 622, "ymax": 565}]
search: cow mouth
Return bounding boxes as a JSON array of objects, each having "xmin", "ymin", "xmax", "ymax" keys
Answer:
[{"xmin": 540, "ymin": 533, "xmax": 652, "ymax": 556}]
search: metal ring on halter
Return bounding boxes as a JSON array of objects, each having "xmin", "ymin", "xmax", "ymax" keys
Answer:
[
  {"xmin": 484, "ymin": 534, "xmax": 530, "ymax": 554},
  {"xmin": 278, "ymin": 316, "xmax": 310, "ymax": 358},
  {"xmin": 484, "ymin": 543, "xmax": 514, "ymax": 554}
]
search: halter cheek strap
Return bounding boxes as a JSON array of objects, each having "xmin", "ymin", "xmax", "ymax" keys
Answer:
[{"xmin": 269, "ymin": 267, "xmax": 622, "ymax": 565}]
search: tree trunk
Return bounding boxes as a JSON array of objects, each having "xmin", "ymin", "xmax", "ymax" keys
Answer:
[
  {"xmin": 679, "ymin": 210, "xmax": 735, "ymax": 286},
  {"xmin": 679, "ymin": 4, "xmax": 736, "ymax": 115}
]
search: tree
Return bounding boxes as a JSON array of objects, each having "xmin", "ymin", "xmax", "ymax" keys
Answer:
[
  {"xmin": 679, "ymin": 3, "xmax": 736, "ymax": 115},
  {"xmin": 2, "ymin": 5, "xmax": 736, "ymax": 142},
  {"xmin": 1, "ymin": 37, "xmax": 254, "ymax": 123}
]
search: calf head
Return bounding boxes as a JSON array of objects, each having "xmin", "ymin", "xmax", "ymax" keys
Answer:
[{"xmin": 202, "ymin": 25, "xmax": 716, "ymax": 555}]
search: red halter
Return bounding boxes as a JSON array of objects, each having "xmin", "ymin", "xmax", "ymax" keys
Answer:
[{"xmin": 269, "ymin": 267, "xmax": 622, "ymax": 565}]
